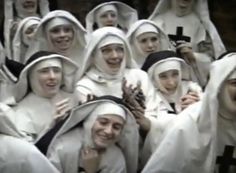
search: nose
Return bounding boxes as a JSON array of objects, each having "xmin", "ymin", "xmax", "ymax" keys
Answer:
[
  {"xmin": 59, "ymin": 29, "xmax": 66, "ymax": 37},
  {"xmin": 147, "ymin": 40, "xmax": 154, "ymax": 48},
  {"xmin": 104, "ymin": 125, "xmax": 113, "ymax": 135},
  {"xmin": 110, "ymin": 50, "xmax": 119, "ymax": 58},
  {"xmin": 48, "ymin": 69, "xmax": 56, "ymax": 79},
  {"xmin": 167, "ymin": 78, "xmax": 176, "ymax": 86}
]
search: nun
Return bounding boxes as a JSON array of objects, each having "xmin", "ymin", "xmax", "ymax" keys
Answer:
[
  {"xmin": 4, "ymin": 0, "xmax": 49, "ymax": 58},
  {"xmin": 149, "ymin": 0, "xmax": 226, "ymax": 87},
  {"xmin": 126, "ymin": 19, "xmax": 172, "ymax": 67},
  {"xmin": 9, "ymin": 51, "xmax": 79, "ymax": 142},
  {"xmin": 142, "ymin": 50, "xmax": 202, "ymax": 115},
  {"xmin": 85, "ymin": 1, "xmax": 138, "ymax": 33},
  {"xmin": 11, "ymin": 16, "xmax": 40, "ymax": 62},
  {"xmin": 46, "ymin": 96, "xmax": 139, "ymax": 173},
  {"xmin": 142, "ymin": 52, "xmax": 236, "ymax": 173},
  {"xmin": 26, "ymin": 10, "xmax": 87, "ymax": 71},
  {"xmin": 76, "ymin": 27, "xmax": 161, "ymax": 118}
]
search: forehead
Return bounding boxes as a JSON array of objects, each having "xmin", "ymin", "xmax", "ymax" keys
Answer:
[
  {"xmin": 100, "ymin": 43, "xmax": 124, "ymax": 49},
  {"xmin": 97, "ymin": 114, "xmax": 125, "ymax": 123},
  {"xmin": 137, "ymin": 32, "xmax": 159, "ymax": 39},
  {"xmin": 32, "ymin": 59, "xmax": 62, "ymax": 71}
]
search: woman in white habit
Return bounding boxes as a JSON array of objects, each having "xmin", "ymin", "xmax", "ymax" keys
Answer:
[
  {"xmin": 149, "ymin": 0, "xmax": 226, "ymax": 87},
  {"xmin": 46, "ymin": 97, "xmax": 139, "ymax": 173},
  {"xmin": 11, "ymin": 16, "xmax": 40, "ymax": 62},
  {"xmin": 142, "ymin": 52, "xmax": 236, "ymax": 173},
  {"xmin": 76, "ymin": 27, "xmax": 161, "ymax": 118},
  {"xmin": 126, "ymin": 19, "xmax": 172, "ymax": 67},
  {"xmin": 85, "ymin": 1, "xmax": 138, "ymax": 33},
  {"xmin": 141, "ymin": 50, "xmax": 202, "ymax": 115},
  {"xmin": 8, "ymin": 51, "xmax": 79, "ymax": 142},
  {"xmin": 4, "ymin": 0, "xmax": 49, "ymax": 59},
  {"xmin": 26, "ymin": 10, "xmax": 87, "ymax": 72}
]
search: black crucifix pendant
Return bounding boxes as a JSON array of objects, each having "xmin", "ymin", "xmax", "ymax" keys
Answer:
[
  {"xmin": 168, "ymin": 26, "xmax": 191, "ymax": 47},
  {"xmin": 216, "ymin": 145, "xmax": 236, "ymax": 173}
]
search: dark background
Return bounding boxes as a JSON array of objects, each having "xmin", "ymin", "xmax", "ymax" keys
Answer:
[{"xmin": 0, "ymin": 0, "xmax": 235, "ymax": 50}]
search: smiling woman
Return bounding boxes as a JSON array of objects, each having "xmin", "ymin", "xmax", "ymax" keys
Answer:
[
  {"xmin": 26, "ymin": 10, "xmax": 87, "ymax": 74},
  {"xmin": 8, "ymin": 51, "xmax": 79, "ymax": 142},
  {"xmin": 46, "ymin": 97, "xmax": 139, "ymax": 173}
]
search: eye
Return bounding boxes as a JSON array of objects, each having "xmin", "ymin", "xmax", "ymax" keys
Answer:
[
  {"xmin": 50, "ymin": 27, "xmax": 60, "ymax": 34},
  {"xmin": 110, "ymin": 12, "xmax": 117, "ymax": 18},
  {"xmin": 97, "ymin": 118, "xmax": 109, "ymax": 126},
  {"xmin": 159, "ymin": 73, "xmax": 168, "ymax": 79},
  {"xmin": 100, "ymin": 13, "xmax": 108, "ymax": 18},
  {"xmin": 151, "ymin": 37, "xmax": 158, "ymax": 42},
  {"xmin": 139, "ymin": 38, "xmax": 147, "ymax": 44},
  {"xmin": 113, "ymin": 123, "xmax": 123, "ymax": 131},
  {"xmin": 52, "ymin": 67, "xmax": 62, "ymax": 73},
  {"xmin": 101, "ymin": 47, "xmax": 112, "ymax": 54},
  {"xmin": 38, "ymin": 67, "xmax": 50, "ymax": 73},
  {"xmin": 116, "ymin": 46, "xmax": 124, "ymax": 53},
  {"xmin": 63, "ymin": 26, "xmax": 73, "ymax": 33}
]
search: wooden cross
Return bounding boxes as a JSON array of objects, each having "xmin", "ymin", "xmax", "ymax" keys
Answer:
[
  {"xmin": 168, "ymin": 26, "xmax": 191, "ymax": 47},
  {"xmin": 216, "ymin": 145, "xmax": 236, "ymax": 173}
]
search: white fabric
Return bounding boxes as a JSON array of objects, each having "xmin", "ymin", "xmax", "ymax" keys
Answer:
[
  {"xmin": 4, "ymin": 0, "xmax": 49, "ymax": 60},
  {"xmin": 0, "ymin": 102, "xmax": 59, "ymax": 173},
  {"xmin": 26, "ymin": 10, "xmax": 87, "ymax": 74},
  {"xmin": 78, "ymin": 27, "xmax": 137, "ymax": 80},
  {"xmin": 12, "ymin": 17, "xmax": 40, "ymax": 63},
  {"xmin": 148, "ymin": 0, "xmax": 225, "ymax": 87},
  {"xmin": 126, "ymin": 20, "xmax": 173, "ymax": 67},
  {"xmin": 149, "ymin": 0, "xmax": 225, "ymax": 59},
  {"xmin": 86, "ymin": 1, "xmax": 138, "ymax": 33},
  {"xmin": 46, "ymin": 99, "xmax": 139, "ymax": 173},
  {"xmin": 76, "ymin": 27, "xmax": 161, "ymax": 118},
  {"xmin": 14, "ymin": 53, "xmax": 78, "ymax": 102},
  {"xmin": 5, "ymin": 53, "xmax": 79, "ymax": 142},
  {"xmin": 95, "ymin": 4, "xmax": 118, "ymax": 28},
  {"xmin": 134, "ymin": 23, "xmax": 159, "ymax": 38},
  {"xmin": 0, "ymin": 135, "xmax": 59, "ymax": 173},
  {"xmin": 142, "ymin": 53, "xmax": 236, "ymax": 173}
]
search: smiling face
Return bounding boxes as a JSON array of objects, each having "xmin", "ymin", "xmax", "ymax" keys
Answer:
[
  {"xmin": 157, "ymin": 69, "xmax": 180, "ymax": 94},
  {"xmin": 100, "ymin": 43, "xmax": 125, "ymax": 73},
  {"xmin": 171, "ymin": 0, "xmax": 194, "ymax": 17},
  {"xmin": 137, "ymin": 32, "xmax": 160, "ymax": 56},
  {"xmin": 29, "ymin": 59, "xmax": 62, "ymax": 98},
  {"xmin": 47, "ymin": 24, "xmax": 74, "ymax": 54},
  {"xmin": 15, "ymin": 0, "xmax": 38, "ymax": 16},
  {"xmin": 92, "ymin": 114, "xmax": 125, "ymax": 149}
]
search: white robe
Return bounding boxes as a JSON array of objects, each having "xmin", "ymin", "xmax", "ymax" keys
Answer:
[
  {"xmin": 0, "ymin": 102, "xmax": 59, "ymax": 173},
  {"xmin": 76, "ymin": 68, "xmax": 160, "ymax": 117},
  {"xmin": 14, "ymin": 91, "xmax": 78, "ymax": 142},
  {"xmin": 48, "ymin": 128, "xmax": 126, "ymax": 173},
  {"xmin": 142, "ymin": 53, "xmax": 236, "ymax": 173}
]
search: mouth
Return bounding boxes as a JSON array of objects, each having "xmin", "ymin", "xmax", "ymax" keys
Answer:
[
  {"xmin": 23, "ymin": 2, "xmax": 36, "ymax": 9},
  {"xmin": 106, "ymin": 59, "xmax": 122, "ymax": 68},
  {"xmin": 46, "ymin": 83, "xmax": 58, "ymax": 89}
]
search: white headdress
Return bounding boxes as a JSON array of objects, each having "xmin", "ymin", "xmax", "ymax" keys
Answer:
[
  {"xmin": 148, "ymin": 0, "xmax": 225, "ymax": 58},
  {"xmin": 86, "ymin": 1, "xmax": 138, "ymax": 33},
  {"xmin": 126, "ymin": 19, "xmax": 173, "ymax": 67}
]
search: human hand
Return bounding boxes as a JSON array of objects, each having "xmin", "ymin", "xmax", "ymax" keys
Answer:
[
  {"xmin": 54, "ymin": 98, "xmax": 71, "ymax": 122},
  {"xmin": 122, "ymin": 78, "xmax": 146, "ymax": 110},
  {"xmin": 180, "ymin": 91, "xmax": 200, "ymax": 110},
  {"xmin": 177, "ymin": 41, "xmax": 196, "ymax": 64},
  {"xmin": 81, "ymin": 147, "xmax": 101, "ymax": 173}
]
